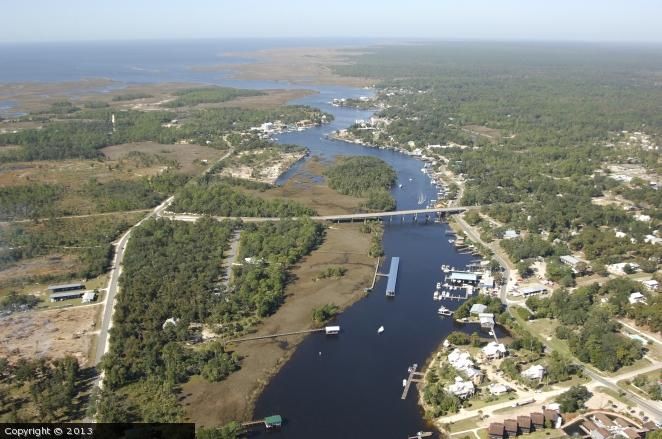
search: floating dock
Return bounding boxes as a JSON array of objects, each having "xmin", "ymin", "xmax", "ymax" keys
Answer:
[{"xmin": 386, "ymin": 256, "xmax": 400, "ymax": 297}]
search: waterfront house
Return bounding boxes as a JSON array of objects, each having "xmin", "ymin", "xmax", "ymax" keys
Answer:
[
  {"xmin": 517, "ymin": 416, "xmax": 532, "ymax": 434},
  {"xmin": 448, "ymin": 377, "xmax": 475, "ymax": 399},
  {"xmin": 504, "ymin": 419, "xmax": 518, "ymax": 436},
  {"xmin": 479, "ymin": 313, "xmax": 495, "ymax": 328},
  {"xmin": 521, "ymin": 364, "xmax": 545, "ymax": 381},
  {"xmin": 470, "ymin": 303, "xmax": 488, "ymax": 315},
  {"xmin": 488, "ymin": 423, "xmax": 505, "ymax": 439},
  {"xmin": 465, "ymin": 367, "xmax": 484, "ymax": 385},
  {"xmin": 482, "ymin": 341, "xmax": 507, "ymax": 360}
]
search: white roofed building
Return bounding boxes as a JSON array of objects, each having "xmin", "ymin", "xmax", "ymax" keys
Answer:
[
  {"xmin": 482, "ymin": 342, "xmax": 507, "ymax": 360},
  {"xmin": 448, "ymin": 377, "xmax": 475, "ymax": 399},
  {"xmin": 628, "ymin": 292, "xmax": 647, "ymax": 305},
  {"xmin": 522, "ymin": 364, "xmax": 545, "ymax": 381}
]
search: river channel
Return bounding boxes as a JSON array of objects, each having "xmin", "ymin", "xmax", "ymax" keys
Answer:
[{"xmin": 252, "ymin": 86, "xmax": 504, "ymax": 438}]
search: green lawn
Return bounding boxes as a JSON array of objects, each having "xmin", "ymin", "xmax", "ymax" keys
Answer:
[
  {"xmin": 446, "ymin": 416, "xmax": 482, "ymax": 433},
  {"xmin": 463, "ymin": 393, "xmax": 514, "ymax": 411}
]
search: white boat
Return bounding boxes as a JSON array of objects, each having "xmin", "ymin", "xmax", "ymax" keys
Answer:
[
  {"xmin": 436, "ymin": 282, "xmax": 441, "ymax": 290},
  {"xmin": 402, "ymin": 379, "xmax": 407, "ymax": 387},
  {"xmin": 409, "ymin": 178, "xmax": 413, "ymax": 182},
  {"xmin": 378, "ymin": 326, "xmax": 385, "ymax": 334},
  {"xmin": 433, "ymin": 291, "xmax": 439, "ymax": 300},
  {"xmin": 438, "ymin": 306, "xmax": 452, "ymax": 316},
  {"xmin": 398, "ymin": 184, "xmax": 403, "ymax": 188}
]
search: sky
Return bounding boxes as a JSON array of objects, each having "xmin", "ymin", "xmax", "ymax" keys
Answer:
[{"xmin": 2, "ymin": 0, "xmax": 662, "ymax": 43}]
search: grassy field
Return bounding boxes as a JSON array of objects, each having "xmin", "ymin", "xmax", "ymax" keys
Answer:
[{"xmin": 445, "ymin": 415, "xmax": 482, "ymax": 433}]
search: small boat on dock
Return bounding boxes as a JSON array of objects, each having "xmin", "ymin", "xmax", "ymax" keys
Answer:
[
  {"xmin": 408, "ymin": 432, "xmax": 433, "ymax": 439},
  {"xmin": 435, "ymin": 282, "xmax": 441, "ymax": 290},
  {"xmin": 438, "ymin": 306, "xmax": 452, "ymax": 316},
  {"xmin": 433, "ymin": 291, "xmax": 439, "ymax": 300}
]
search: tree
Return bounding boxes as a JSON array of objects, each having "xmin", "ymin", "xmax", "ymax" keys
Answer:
[{"xmin": 556, "ymin": 385, "xmax": 592, "ymax": 413}]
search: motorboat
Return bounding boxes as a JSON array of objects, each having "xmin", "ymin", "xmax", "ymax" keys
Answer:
[
  {"xmin": 438, "ymin": 306, "xmax": 452, "ymax": 316},
  {"xmin": 378, "ymin": 326, "xmax": 385, "ymax": 334}
]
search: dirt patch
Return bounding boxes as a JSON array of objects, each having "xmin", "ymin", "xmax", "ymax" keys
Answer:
[
  {"xmin": 461, "ymin": 125, "xmax": 502, "ymax": 141},
  {"xmin": 101, "ymin": 141, "xmax": 227, "ymax": 175},
  {"xmin": 243, "ymin": 156, "xmax": 365, "ymax": 215},
  {"xmin": 0, "ymin": 254, "xmax": 78, "ymax": 285},
  {"xmin": 0, "ymin": 305, "xmax": 101, "ymax": 366},
  {"xmin": 220, "ymin": 149, "xmax": 306, "ymax": 184},
  {"xmin": 196, "ymin": 47, "xmax": 375, "ymax": 87},
  {"xmin": 180, "ymin": 224, "xmax": 375, "ymax": 426}
]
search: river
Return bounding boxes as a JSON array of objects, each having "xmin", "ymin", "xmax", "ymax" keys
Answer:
[{"xmin": 253, "ymin": 86, "xmax": 505, "ymax": 438}]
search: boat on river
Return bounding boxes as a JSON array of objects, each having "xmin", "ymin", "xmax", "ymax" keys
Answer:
[
  {"xmin": 378, "ymin": 326, "xmax": 384, "ymax": 334},
  {"xmin": 438, "ymin": 306, "xmax": 452, "ymax": 316}
]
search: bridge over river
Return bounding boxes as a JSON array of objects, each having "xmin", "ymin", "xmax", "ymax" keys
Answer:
[{"xmin": 162, "ymin": 206, "xmax": 472, "ymax": 223}]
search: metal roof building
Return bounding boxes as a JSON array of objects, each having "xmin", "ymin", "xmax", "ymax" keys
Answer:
[
  {"xmin": 47, "ymin": 283, "xmax": 85, "ymax": 292},
  {"xmin": 448, "ymin": 271, "xmax": 478, "ymax": 283},
  {"xmin": 50, "ymin": 290, "xmax": 86, "ymax": 302}
]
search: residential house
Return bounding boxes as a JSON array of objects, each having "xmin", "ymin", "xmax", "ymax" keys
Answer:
[
  {"xmin": 447, "ymin": 377, "xmax": 475, "ymax": 399},
  {"xmin": 488, "ymin": 423, "xmax": 505, "ymax": 439},
  {"xmin": 504, "ymin": 419, "xmax": 518, "ymax": 437},
  {"xmin": 503, "ymin": 230, "xmax": 519, "ymax": 239},
  {"xmin": 488, "ymin": 383, "xmax": 509, "ymax": 396},
  {"xmin": 517, "ymin": 416, "xmax": 532, "ymax": 434},
  {"xmin": 482, "ymin": 341, "xmax": 507, "ymax": 360},
  {"xmin": 593, "ymin": 413, "xmax": 615, "ymax": 430},
  {"xmin": 479, "ymin": 313, "xmax": 495, "ymax": 328},
  {"xmin": 470, "ymin": 303, "xmax": 488, "ymax": 315},
  {"xmin": 643, "ymin": 279, "xmax": 659, "ymax": 292},
  {"xmin": 607, "ymin": 262, "xmax": 640, "ymax": 276},
  {"xmin": 544, "ymin": 409, "xmax": 561, "ymax": 428},
  {"xmin": 628, "ymin": 292, "xmax": 647, "ymax": 305},
  {"xmin": 519, "ymin": 284, "xmax": 548, "ymax": 297},
  {"xmin": 521, "ymin": 364, "xmax": 545, "ymax": 381},
  {"xmin": 530, "ymin": 413, "xmax": 544, "ymax": 430},
  {"xmin": 464, "ymin": 367, "xmax": 484, "ymax": 385}
]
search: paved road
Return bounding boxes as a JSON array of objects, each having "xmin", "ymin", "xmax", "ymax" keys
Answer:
[
  {"xmin": 94, "ymin": 196, "xmax": 174, "ymax": 366},
  {"xmin": 166, "ymin": 206, "xmax": 471, "ymax": 224}
]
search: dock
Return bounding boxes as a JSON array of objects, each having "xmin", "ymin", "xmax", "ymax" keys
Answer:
[
  {"xmin": 241, "ymin": 414, "xmax": 283, "ymax": 431},
  {"xmin": 401, "ymin": 363, "xmax": 424, "ymax": 400},
  {"xmin": 386, "ymin": 256, "xmax": 400, "ymax": 297},
  {"xmin": 408, "ymin": 433, "xmax": 433, "ymax": 439},
  {"xmin": 367, "ymin": 256, "xmax": 383, "ymax": 291},
  {"xmin": 226, "ymin": 327, "xmax": 338, "ymax": 344}
]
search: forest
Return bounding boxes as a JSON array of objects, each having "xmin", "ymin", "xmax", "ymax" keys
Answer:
[
  {"xmin": 165, "ymin": 86, "xmax": 264, "ymax": 107},
  {"xmin": 324, "ymin": 156, "xmax": 396, "ymax": 211},
  {"xmin": 0, "ymin": 355, "xmax": 87, "ymax": 422},
  {"xmin": 336, "ymin": 42, "xmax": 660, "ymax": 278},
  {"xmin": 170, "ymin": 179, "xmax": 315, "ymax": 217},
  {"xmin": 0, "ymin": 100, "xmax": 331, "ymax": 162},
  {"xmin": 525, "ymin": 281, "xmax": 647, "ymax": 371},
  {"xmin": 97, "ymin": 217, "xmax": 325, "ymax": 421}
]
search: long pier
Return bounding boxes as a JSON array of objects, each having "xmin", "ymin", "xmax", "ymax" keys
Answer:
[
  {"xmin": 401, "ymin": 363, "xmax": 425, "ymax": 400},
  {"xmin": 226, "ymin": 328, "xmax": 326, "ymax": 344},
  {"xmin": 163, "ymin": 206, "xmax": 471, "ymax": 223}
]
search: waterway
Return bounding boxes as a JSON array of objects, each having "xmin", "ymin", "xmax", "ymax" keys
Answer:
[
  {"xmin": 254, "ymin": 86, "xmax": 507, "ymax": 438},
  {"xmin": 0, "ymin": 40, "xmax": 500, "ymax": 437}
]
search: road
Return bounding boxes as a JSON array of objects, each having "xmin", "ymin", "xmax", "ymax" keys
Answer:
[
  {"xmin": 454, "ymin": 215, "xmax": 511, "ymax": 302},
  {"xmin": 165, "ymin": 206, "xmax": 471, "ymax": 223}
]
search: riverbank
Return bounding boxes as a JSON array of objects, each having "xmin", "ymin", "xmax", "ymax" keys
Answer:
[{"xmin": 180, "ymin": 223, "xmax": 375, "ymax": 426}]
